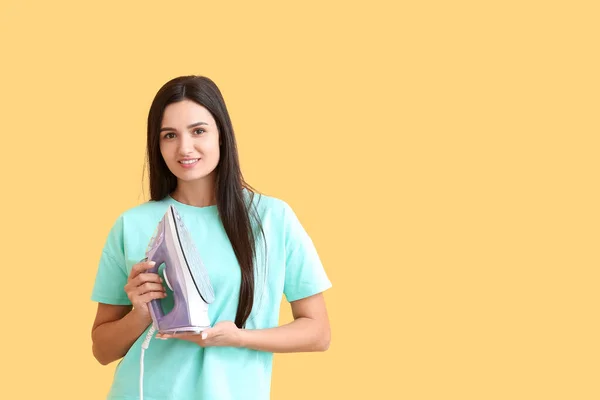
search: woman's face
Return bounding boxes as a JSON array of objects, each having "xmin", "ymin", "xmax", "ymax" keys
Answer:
[{"xmin": 159, "ymin": 99, "xmax": 220, "ymax": 184}]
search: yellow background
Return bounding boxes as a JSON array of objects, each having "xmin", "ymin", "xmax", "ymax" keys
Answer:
[{"xmin": 1, "ymin": 1, "xmax": 598, "ymax": 399}]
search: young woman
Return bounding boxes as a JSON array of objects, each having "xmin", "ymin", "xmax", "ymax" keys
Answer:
[{"xmin": 90, "ymin": 75, "xmax": 332, "ymax": 399}]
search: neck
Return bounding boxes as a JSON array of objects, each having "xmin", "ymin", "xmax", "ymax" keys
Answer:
[{"xmin": 171, "ymin": 175, "xmax": 217, "ymax": 207}]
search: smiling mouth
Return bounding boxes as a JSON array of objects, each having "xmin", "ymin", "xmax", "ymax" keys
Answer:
[{"xmin": 179, "ymin": 158, "xmax": 200, "ymax": 165}]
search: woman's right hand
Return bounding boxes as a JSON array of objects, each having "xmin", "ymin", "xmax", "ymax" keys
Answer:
[{"xmin": 124, "ymin": 261, "xmax": 167, "ymax": 322}]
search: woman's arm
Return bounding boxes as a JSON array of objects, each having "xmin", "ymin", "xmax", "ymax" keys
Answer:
[
  {"xmin": 91, "ymin": 304, "xmax": 151, "ymax": 365},
  {"xmin": 92, "ymin": 261, "xmax": 166, "ymax": 365},
  {"xmin": 157, "ymin": 292, "xmax": 331, "ymax": 352},
  {"xmin": 241, "ymin": 293, "xmax": 330, "ymax": 352}
]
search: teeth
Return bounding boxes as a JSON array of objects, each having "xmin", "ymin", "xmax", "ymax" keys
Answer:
[{"xmin": 180, "ymin": 159, "xmax": 199, "ymax": 164}]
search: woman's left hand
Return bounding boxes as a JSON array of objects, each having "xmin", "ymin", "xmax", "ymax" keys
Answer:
[{"xmin": 156, "ymin": 321, "xmax": 244, "ymax": 348}]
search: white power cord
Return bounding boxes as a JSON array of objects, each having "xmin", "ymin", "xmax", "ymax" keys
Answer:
[{"xmin": 140, "ymin": 325, "xmax": 156, "ymax": 400}]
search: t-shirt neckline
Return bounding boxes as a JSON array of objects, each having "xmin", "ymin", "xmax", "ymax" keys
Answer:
[{"xmin": 166, "ymin": 194, "xmax": 218, "ymax": 212}]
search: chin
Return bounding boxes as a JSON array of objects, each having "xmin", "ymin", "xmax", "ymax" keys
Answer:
[
  {"xmin": 177, "ymin": 173, "xmax": 209, "ymax": 182},
  {"xmin": 175, "ymin": 169, "xmax": 217, "ymax": 183}
]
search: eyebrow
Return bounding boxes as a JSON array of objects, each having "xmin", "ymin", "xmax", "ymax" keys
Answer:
[{"xmin": 160, "ymin": 122, "xmax": 208, "ymax": 132}]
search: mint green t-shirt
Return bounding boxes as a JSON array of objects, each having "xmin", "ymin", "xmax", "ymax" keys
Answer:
[{"xmin": 91, "ymin": 191, "xmax": 332, "ymax": 400}]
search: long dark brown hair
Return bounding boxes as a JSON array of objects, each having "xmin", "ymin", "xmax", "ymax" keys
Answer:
[{"xmin": 146, "ymin": 75, "xmax": 264, "ymax": 328}]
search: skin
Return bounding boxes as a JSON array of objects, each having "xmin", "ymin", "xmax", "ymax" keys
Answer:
[{"xmin": 91, "ymin": 100, "xmax": 330, "ymax": 365}]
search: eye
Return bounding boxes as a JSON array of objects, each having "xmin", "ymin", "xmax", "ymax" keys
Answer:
[
  {"xmin": 193, "ymin": 128, "xmax": 205, "ymax": 135},
  {"xmin": 163, "ymin": 132, "xmax": 176, "ymax": 139}
]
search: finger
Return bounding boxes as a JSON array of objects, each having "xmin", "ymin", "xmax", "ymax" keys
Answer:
[
  {"xmin": 136, "ymin": 282, "xmax": 166, "ymax": 295},
  {"xmin": 129, "ymin": 261, "xmax": 157, "ymax": 279},
  {"xmin": 133, "ymin": 272, "xmax": 163, "ymax": 286},
  {"xmin": 159, "ymin": 332, "xmax": 190, "ymax": 338},
  {"xmin": 156, "ymin": 332, "xmax": 201, "ymax": 344},
  {"xmin": 138, "ymin": 291, "xmax": 167, "ymax": 304}
]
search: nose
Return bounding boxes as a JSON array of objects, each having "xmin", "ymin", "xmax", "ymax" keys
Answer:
[{"xmin": 178, "ymin": 134, "xmax": 194, "ymax": 156}]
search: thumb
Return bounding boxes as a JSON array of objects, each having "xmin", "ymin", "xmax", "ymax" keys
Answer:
[{"xmin": 201, "ymin": 328, "xmax": 214, "ymax": 340}]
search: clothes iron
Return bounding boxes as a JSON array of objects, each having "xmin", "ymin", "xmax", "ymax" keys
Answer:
[
  {"xmin": 137, "ymin": 204, "xmax": 216, "ymax": 399},
  {"xmin": 143, "ymin": 204, "xmax": 215, "ymax": 334}
]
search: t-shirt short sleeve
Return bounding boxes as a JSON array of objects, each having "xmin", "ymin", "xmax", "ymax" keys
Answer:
[
  {"xmin": 91, "ymin": 215, "xmax": 131, "ymax": 305},
  {"xmin": 282, "ymin": 202, "xmax": 332, "ymax": 302}
]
